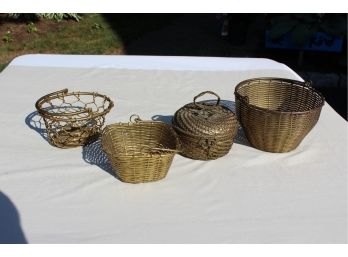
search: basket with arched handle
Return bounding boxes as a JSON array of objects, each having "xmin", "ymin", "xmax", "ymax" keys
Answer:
[
  {"xmin": 101, "ymin": 115, "xmax": 181, "ymax": 183},
  {"xmin": 35, "ymin": 89, "xmax": 114, "ymax": 148},
  {"xmin": 173, "ymin": 91, "xmax": 239, "ymax": 160}
]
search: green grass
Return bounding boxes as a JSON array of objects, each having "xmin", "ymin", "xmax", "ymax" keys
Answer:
[
  {"xmin": 0, "ymin": 62, "xmax": 8, "ymax": 72},
  {"xmin": 0, "ymin": 14, "xmax": 180, "ymax": 73},
  {"xmin": 0, "ymin": 14, "xmax": 125, "ymax": 71}
]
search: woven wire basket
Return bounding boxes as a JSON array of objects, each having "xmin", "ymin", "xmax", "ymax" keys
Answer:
[
  {"xmin": 234, "ymin": 78, "xmax": 325, "ymax": 153},
  {"xmin": 35, "ymin": 89, "xmax": 114, "ymax": 148},
  {"xmin": 101, "ymin": 115, "xmax": 181, "ymax": 183},
  {"xmin": 173, "ymin": 91, "xmax": 239, "ymax": 160}
]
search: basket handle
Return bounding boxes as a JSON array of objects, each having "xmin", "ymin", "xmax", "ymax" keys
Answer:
[
  {"xmin": 235, "ymin": 93, "xmax": 249, "ymax": 104},
  {"xmin": 43, "ymin": 88, "xmax": 68, "ymax": 98},
  {"xmin": 35, "ymin": 89, "xmax": 93, "ymax": 117},
  {"xmin": 140, "ymin": 145, "xmax": 180, "ymax": 154},
  {"xmin": 304, "ymin": 80, "xmax": 313, "ymax": 87},
  {"xmin": 35, "ymin": 89, "xmax": 68, "ymax": 110},
  {"xmin": 129, "ymin": 114, "xmax": 142, "ymax": 123},
  {"xmin": 193, "ymin": 91, "xmax": 221, "ymax": 107}
]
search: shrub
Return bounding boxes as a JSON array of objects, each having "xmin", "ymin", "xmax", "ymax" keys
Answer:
[
  {"xmin": 7, "ymin": 13, "xmax": 82, "ymax": 22},
  {"xmin": 2, "ymin": 30, "xmax": 13, "ymax": 43},
  {"xmin": 26, "ymin": 22, "xmax": 38, "ymax": 33},
  {"xmin": 37, "ymin": 13, "xmax": 82, "ymax": 22}
]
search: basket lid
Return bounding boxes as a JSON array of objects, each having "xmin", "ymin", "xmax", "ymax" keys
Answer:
[{"xmin": 173, "ymin": 91, "xmax": 237, "ymax": 136}]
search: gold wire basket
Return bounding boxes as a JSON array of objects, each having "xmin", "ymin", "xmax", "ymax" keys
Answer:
[
  {"xmin": 35, "ymin": 89, "xmax": 114, "ymax": 148},
  {"xmin": 101, "ymin": 115, "xmax": 181, "ymax": 183},
  {"xmin": 234, "ymin": 78, "xmax": 325, "ymax": 153},
  {"xmin": 173, "ymin": 91, "xmax": 239, "ymax": 160}
]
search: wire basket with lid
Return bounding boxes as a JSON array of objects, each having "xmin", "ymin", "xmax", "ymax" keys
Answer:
[
  {"xmin": 101, "ymin": 115, "xmax": 181, "ymax": 183},
  {"xmin": 35, "ymin": 89, "xmax": 114, "ymax": 148},
  {"xmin": 234, "ymin": 78, "xmax": 325, "ymax": 153},
  {"xmin": 173, "ymin": 91, "xmax": 239, "ymax": 160}
]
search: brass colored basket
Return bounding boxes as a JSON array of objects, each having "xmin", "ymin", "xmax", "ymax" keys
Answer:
[
  {"xmin": 173, "ymin": 91, "xmax": 239, "ymax": 160},
  {"xmin": 234, "ymin": 78, "xmax": 325, "ymax": 153},
  {"xmin": 35, "ymin": 89, "xmax": 114, "ymax": 148},
  {"xmin": 101, "ymin": 115, "xmax": 181, "ymax": 183}
]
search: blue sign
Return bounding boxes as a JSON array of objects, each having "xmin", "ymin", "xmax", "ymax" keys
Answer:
[{"xmin": 265, "ymin": 31, "xmax": 344, "ymax": 52}]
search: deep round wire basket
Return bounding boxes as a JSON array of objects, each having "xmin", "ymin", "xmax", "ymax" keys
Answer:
[
  {"xmin": 35, "ymin": 89, "xmax": 114, "ymax": 148},
  {"xmin": 101, "ymin": 115, "xmax": 181, "ymax": 183},
  {"xmin": 234, "ymin": 78, "xmax": 325, "ymax": 153}
]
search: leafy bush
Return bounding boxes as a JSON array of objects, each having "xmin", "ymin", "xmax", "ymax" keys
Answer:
[
  {"xmin": 7, "ymin": 13, "xmax": 82, "ymax": 22},
  {"xmin": 2, "ymin": 30, "xmax": 13, "ymax": 43},
  {"xmin": 37, "ymin": 13, "xmax": 82, "ymax": 22},
  {"xmin": 26, "ymin": 22, "xmax": 38, "ymax": 33}
]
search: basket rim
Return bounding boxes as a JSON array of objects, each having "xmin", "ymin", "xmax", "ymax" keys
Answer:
[
  {"xmin": 35, "ymin": 89, "xmax": 114, "ymax": 119},
  {"xmin": 103, "ymin": 148, "xmax": 178, "ymax": 158},
  {"xmin": 103, "ymin": 119, "xmax": 176, "ymax": 128},
  {"xmin": 234, "ymin": 77, "xmax": 325, "ymax": 115},
  {"xmin": 101, "ymin": 119, "xmax": 181, "ymax": 155}
]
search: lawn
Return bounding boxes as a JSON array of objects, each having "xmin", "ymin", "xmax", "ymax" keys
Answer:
[
  {"xmin": 0, "ymin": 14, "xmax": 124, "ymax": 71},
  {"xmin": 0, "ymin": 13, "xmax": 179, "ymax": 72}
]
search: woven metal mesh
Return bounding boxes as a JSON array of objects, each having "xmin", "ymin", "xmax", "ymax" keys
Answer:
[
  {"xmin": 101, "ymin": 115, "xmax": 180, "ymax": 183},
  {"xmin": 235, "ymin": 78, "xmax": 325, "ymax": 152},
  {"xmin": 35, "ymin": 89, "xmax": 113, "ymax": 148},
  {"xmin": 173, "ymin": 91, "xmax": 239, "ymax": 160}
]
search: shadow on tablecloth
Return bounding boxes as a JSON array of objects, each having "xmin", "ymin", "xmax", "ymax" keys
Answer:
[
  {"xmin": 25, "ymin": 110, "xmax": 119, "ymax": 179},
  {"xmin": 25, "ymin": 110, "xmax": 51, "ymax": 144},
  {"xmin": 82, "ymin": 137, "xmax": 120, "ymax": 180},
  {"xmin": 0, "ymin": 191, "xmax": 27, "ymax": 243},
  {"xmin": 25, "ymin": 107, "xmax": 87, "ymax": 147}
]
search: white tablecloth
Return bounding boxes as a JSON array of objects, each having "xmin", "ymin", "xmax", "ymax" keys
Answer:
[{"xmin": 0, "ymin": 54, "xmax": 346, "ymax": 243}]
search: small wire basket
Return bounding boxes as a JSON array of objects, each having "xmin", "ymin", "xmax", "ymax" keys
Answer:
[
  {"xmin": 35, "ymin": 89, "xmax": 114, "ymax": 148},
  {"xmin": 101, "ymin": 115, "xmax": 181, "ymax": 183},
  {"xmin": 234, "ymin": 78, "xmax": 325, "ymax": 152}
]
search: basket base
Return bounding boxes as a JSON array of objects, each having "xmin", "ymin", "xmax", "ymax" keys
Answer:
[
  {"xmin": 49, "ymin": 131, "xmax": 99, "ymax": 148},
  {"xmin": 109, "ymin": 155, "xmax": 175, "ymax": 184},
  {"xmin": 118, "ymin": 174, "xmax": 168, "ymax": 184},
  {"xmin": 248, "ymin": 142, "xmax": 300, "ymax": 153},
  {"xmin": 179, "ymin": 148, "xmax": 231, "ymax": 160},
  {"xmin": 244, "ymin": 131, "xmax": 303, "ymax": 153},
  {"xmin": 175, "ymin": 133, "xmax": 234, "ymax": 160}
]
